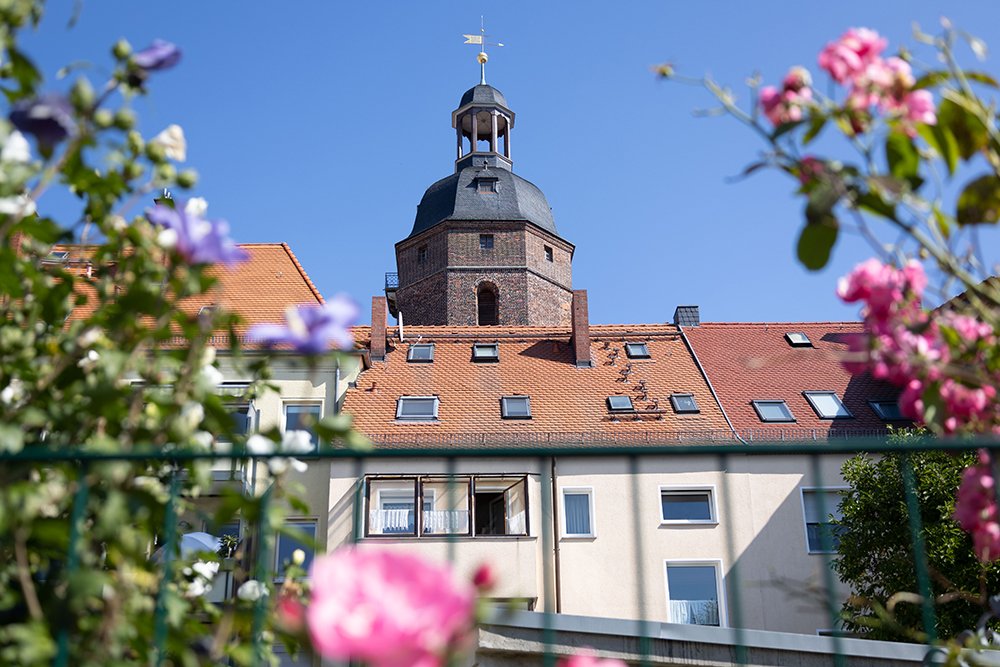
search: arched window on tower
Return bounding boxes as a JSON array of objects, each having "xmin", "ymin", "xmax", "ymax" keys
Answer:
[{"xmin": 477, "ymin": 284, "xmax": 498, "ymax": 326}]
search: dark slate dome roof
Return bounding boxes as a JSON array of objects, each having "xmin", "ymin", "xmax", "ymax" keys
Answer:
[
  {"xmin": 459, "ymin": 84, "xmax": 508, "ymax": 108},
  {"xmin": 409, "ymin": 166, "xmax": 559, "ymax": 239}
]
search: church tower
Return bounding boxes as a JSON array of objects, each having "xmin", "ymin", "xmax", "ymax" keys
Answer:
[{"xmin": 387, "ymin": 72, "xmax": 574, "ymax": 326}]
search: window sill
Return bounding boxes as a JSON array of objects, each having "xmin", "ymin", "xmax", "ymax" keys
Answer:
[
  {"xmin": 660, "ymin": 520, "xmax": 718, "ymax": 527},
  {"xmin": 393, "ymin": 419, "xmax": 440, "ymax": 425},
  {"xmin": 364, "ymin": 535, "xmax": 534, "ymax": 541},
  {"xmin": 806, "ymin": 549, "xmax": 837, "ymax": 555},
  {"xmin": 560, "ymin": 534, "xmax": 596, "ymax": 540}
]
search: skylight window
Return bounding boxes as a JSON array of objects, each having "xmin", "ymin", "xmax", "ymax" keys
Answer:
[
  {"xmin": 396, "ymin": 396, "xmax": 439, "ymax": 421},
  {"xmin": 43, "ymin": 250, "xmax": 69, "ymax": 263},
  {"xmin": 501, "ymin": 396, "xmax": 531, "ymax": 419},
  {"xmin": 804, "ymin": 392, "xmax": 852, "ymax": 419},
  {"xmin": 624, "ymin": 342, "xmax": 650, "ymax": 359},
  {"xmin": 751, "ymin": 400, "xmax": 795, "ymax": 423},
  {"xmin": 407, "ymin": 343, "xmax": 434, "ymax": 363},
  {"xmin": 670, "ymin": 393, "xmax": 700, "ymax": 414},
  {"xmin": 870, "ymin": 400, "xmax": 904, "ymax": 421},
  {"xmin": 607, "ymin": 395, "xmax": 634, "ymax": 412},
  {"xmin": 472, "ymin": 343, "xmax": 499, "ymax": 362},
  {"xmin": 785, "ymin": 332, "xmax": 812, "ymax": 347}
]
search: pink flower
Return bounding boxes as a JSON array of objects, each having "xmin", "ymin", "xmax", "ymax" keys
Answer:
[
  {"xmin": 955, "ymin": 451, "xmax": 1000, "ymax": 562},
  {"xmin": 472, "ymin": 563, "xmax": 496, "ymax": 591},
  {"xmin": 796, "ymin": 156, "xmax": 826, "ymax": 185},
  {"xmin": 560, "ymin": 651, "xmax": 628, "ymax": 667},
  {"xmin": 782, "ymin": 66, "xmax": 812, "ymax": 92},
  {"xmin": 307, "ymin": 548, "xmax": 475, "ymax": 667},
  {"xmin": 902, "ymin": 89, "xmax": 936, "ymax": 125},
  {"xmin": 759, "ymin": 85, "xmax": 811, "ymax": 127},
  {"xmin": 898, "ymin": 379, "xmax": 925, "ymax": 420},
  {"xmin": 818, "ymin": 28, "xmax": 886, "ymax": 84}
]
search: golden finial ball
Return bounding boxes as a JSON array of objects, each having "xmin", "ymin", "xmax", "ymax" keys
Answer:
[{"xmin": 477, "ymin": 52, "xmax": 488, "ymax": 64}]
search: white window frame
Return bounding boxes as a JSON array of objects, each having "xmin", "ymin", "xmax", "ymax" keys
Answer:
[
  {"xmin": 560, "ymin": 486, "xmax": 596, "ymax": 538},
  {"xmin": 663, "ymin": 559, "xmax": 726, "ymax": 628},
  {"xmin": 282, "ymin": 401, "xmax": 322, "ymax": 451},
  {"xmin": 274, "ymin": 518, "xmax": 318, "ymax": 580},
  {"xmin": 800, "ymin": 486, "xmax": 848, "ymax": 555},
  {"xmin": 784, "ymin": 332, "xmax": 812, "ymax": 347},
  {"xmin": 803, "ymin": 391, "xmax": 853, "ymax": 420},
  {"xmin": 659, "ymin": 486, "xmax": 718, "ymax": 525},
  {"xmin": 396, "ymin": 396, "xmax": 439, "ymax": 421}
]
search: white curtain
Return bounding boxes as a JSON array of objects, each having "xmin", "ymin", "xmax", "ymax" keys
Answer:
[
  {"xmin": 369, "ymin": 509, "xmax": 413, "ymax": 533},
  {"xmin": 422, "ymin": 510, "xmax": 469, "ymax": 534},
  {"xmin": 564, "ymin": 494, "xmax": 591, "ymax": 535},
  {"xmin": 669, "ymin": 599, "xmax": 719, "ymax": 626},
  {"xmin": 508, "ymin": 511, "xmax": 526, "ymax": 535}
]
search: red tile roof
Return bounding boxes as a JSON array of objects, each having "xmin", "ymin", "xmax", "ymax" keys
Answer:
[
  {"xmin": 683, "ymin": 322, "xmax": 903, "ymax": 438},
  {"xmin": 343, "ymin": 324, "xmax": 736, "ymax": 447}
]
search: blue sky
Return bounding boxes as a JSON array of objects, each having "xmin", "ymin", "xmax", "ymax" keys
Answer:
[{"xmin": 19, "ymin": 2, "xmax": 1000, "ymax": 324}]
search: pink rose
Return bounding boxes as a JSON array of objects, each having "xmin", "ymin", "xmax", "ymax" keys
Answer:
[
  {"xmin": 307, "ymin": 548, "xmax": 476, "ymax": 667},
  {"xmin": 818, "ymin": 27, "xmax": 886, "ymax": 84},
  {"xmin": 782, "ymin": 66, "xmax": 812, "ymax": 92},
  {"xmin": 902, "ymin": 89, "xmax": 936, "ymax": 125},
  {"xmin": 955, "ymin": 451, "xmax": 1000, "ymax": 562}
]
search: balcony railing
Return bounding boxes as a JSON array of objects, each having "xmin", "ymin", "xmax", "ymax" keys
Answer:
[
  {"xmin": 384, "ymin": 272, "xmax": 398, "ymax": 290},
  {"xmin": 3, "ymin": 436, "xmax": 996, "ymax": 666}
]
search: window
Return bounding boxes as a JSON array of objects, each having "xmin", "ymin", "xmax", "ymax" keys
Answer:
[
  {"xmin": 624, "ymin": 342, "xmax": 650, "ymax": 359},
  {"xmin": 275, "ymin": 520, "xmax": 317, "ymax": 577},
  {"xmin": 501, "ymin": 395, "xmax": 531, "ymax": 419},
  {"xmin": 477, "ymin": 178, "xmax": 497, "ymax": 194},
  {"xmin": 479, "ymin": 234, "xmax": 494, "ymax": 249},
  {"xmin": 785, "ymin": 332, "xmax": 812, "ymax": 347},
  {"xmin": 871, "ymin": 400, "xmax": 904, "ymax": 420},
  {"xmin": 407, "ymin": 343, "xmax": 434, "ymax": 363},
  {"xmin": 665, "ymin": 562, "xmax": 723, "ymax": 626},
  {"xmin": 477, "ymin": 284, "xmax": 498, "ymax": 326},
  {"xmin": 224, "ymin": 404, "xmax": 254, "ymax": 440},
  {"xmin": 472, "ymin": 343, "xmax": 499, "ymax": 362},
  {"xmin": 417, "ymin": 245, "xmax": 427, "ymax": 263},
  {"xmin": 562, "ymin": 488, "xmax": 595, "ymax": 537},
  {"xmin": 396, "ymin": 396, "xmax": 439, "ymax": 421},
  {"xmin": 660, "ymin": 488, "xmax": 715, "ymax": 524},
  {"xmin": 804, "ymin": 391, "xmax": 852, "ymax": 419},
  {"xmin": 607, "ymin": 395, "xmax": 634, "ymax": 412},
  {"xmin": 670, "ymin": 393, "xmax": 699, "ymax": 414},
  {"xmin": 751, "ymin": 400, "xmax": 795, "ymax": 423},
  {"xmin": 42, "ymin": 250, "xmax": 69, "ymax": 263},
  {"xmin": 283, "ymin": 403, "xmax": 322, "ymax": 447},
  {"xmin": 544, "ymin": 245, "xmax": 553, "ymax": 262},
  {"xmin": 365, "ymin": 475, "xmax": 527, "ymax": 537},
  {"xmin": 802, "ymin": 489, "xmax": 845, "ymax": 553}
]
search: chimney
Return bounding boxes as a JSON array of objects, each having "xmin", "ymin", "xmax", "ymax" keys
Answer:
[
  {"xmin": 371, "ymin": 296, "xmax": 387, "ymax": 362},
  {"xmin": 571, "ymin": 290, "xmax": 592, "ymax": 368},
  {"xmin": 673, "ymin": 305, "xmax": 700, "ymax": 327}
]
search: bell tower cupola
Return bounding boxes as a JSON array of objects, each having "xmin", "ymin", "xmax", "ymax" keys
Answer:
[{"xmin": 452, "ymin": 62, "xmax": 514, "ymax": 172}]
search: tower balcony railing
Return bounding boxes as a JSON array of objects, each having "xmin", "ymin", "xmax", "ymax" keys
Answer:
[{"xmin": 384, "ymin": 272, "xmax": 398, "ymax": 291}]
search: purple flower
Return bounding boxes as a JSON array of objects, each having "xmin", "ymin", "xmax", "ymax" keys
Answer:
[
  {"xmin": 249, "ymin": 296, "xmax": 359, "ymax": 355},
  {"xmin": 133, "ymin": 39, "xmax": 182, "ymax": 71},
  {"xmin": 146, "ymin": 201, "xmax": 248, "ymax": 266},
  {"xmin": 9, "ymin": 94, "xmax": 76, "ymax": 152}
]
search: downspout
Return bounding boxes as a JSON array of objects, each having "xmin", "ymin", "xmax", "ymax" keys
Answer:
[
  {"xmin": 333, "ymin": 360, "xmax": 341, "ymax": 415},
  {"xmin": 550, "ymin": 457, "xmax": 562, "ymax": 613},
  {"xmin": 678, "ymin": 326, "xmax": 747, "ymax": 445}
]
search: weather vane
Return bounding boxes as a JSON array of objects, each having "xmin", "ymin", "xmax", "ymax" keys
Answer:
[{"xmin": 462, "ymin": 17, "xmax": 504, "ymax": 85}]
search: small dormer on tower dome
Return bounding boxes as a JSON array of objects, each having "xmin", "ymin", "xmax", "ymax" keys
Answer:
[{"xmin": 452, "ymin": 83, "xmax": 514, "ymax": 172}]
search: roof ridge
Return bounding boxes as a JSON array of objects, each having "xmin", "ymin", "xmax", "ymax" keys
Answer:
[
  {"xmin": 698, "ymin": 321, "xmax": 862, "ymax": 327},
  {"xmin": 279, "ymin": 242, "xmax": 325, "ymax": 305}
]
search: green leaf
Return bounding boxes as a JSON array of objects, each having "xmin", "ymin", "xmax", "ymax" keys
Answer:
[
  {"xmin": 956, "ymin": 174, "xmax": 1000, "ymax": 225},
  {"xmin": 966, "ymin": 71, "xmax": 1000, "ymax": 88},
  {"xmin": 802, "ymin": 115, "xmax": 827, "ymax": 145},
  {"xmin": 938, "ymin": 96, "xmax": 989, "ymax": 160},
  {"xmin": 771, "ymin": 119, "xmax": 806, "ymax": 140},
  {"xmin": 913, "ymin": 71, "xmax": 950, "ymax": 90},
  {"xmin": 886, "ymin": 131, "xmax": 920, "ymax": 188},
  {"xmin": 932, "ymin": 206, "xmax": 953, "ymax": 240},
  {"xmin": 917, "ymin": 123, "xmax": 959, "ymax": 177},
  {"xmin": 797, "ymin": 217, "xmax": 839, "ymax": 272},
  {"xmin": 856, "ymin": 191, "xmax": 897, "ymax": 220}
]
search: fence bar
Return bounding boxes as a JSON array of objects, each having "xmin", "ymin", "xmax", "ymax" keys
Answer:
[
  {"xmin": 446, "ymin": 456, "xmax": 457, "ymax": 563},
  {"xmin": 153, "ymin": 473, "xmax": 182, "ymax": 667},
  {"xmin": 539, "ymin": 457, "xmax": 556, "ymax": 667},
  {"xmin": 808, "ymin": 454, "xmax": 846, "ymax": 667},
  {"xmin": 627, "ymin": 456, "xmax": 652, "ymax": 666},
  {"xmin": 900, "ymin": 454, "xmax": 938, "ymax": 642},
  {"xmin": 54, "ymin": 464, "xmax": 90, "ymax": 667},
  {"xmin": 351, "ymin": 458, "xmax": 363, "ymax": 544},
  {"xmin": 718, "ymin": 453, "xmax": 748, "ymax": 665},
  {"xmin": 251, "ymin": 484, "xmax": 274, "ymax": 667}
]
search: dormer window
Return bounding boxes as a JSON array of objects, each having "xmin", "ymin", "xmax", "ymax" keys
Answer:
[
  {"xmin": 407, "ymin": 344, "xmax": 434, "ymax": 363},
  {"xmin": 472, "ymin": 343, "xmax": 499, "ymax": 362},
  {"xmin": 624, "ymin": 342, "xmax": 650, "ymax": 359},
  {"xmin": 477, "ymin": 177, "xmax": 498, "ymax": 194}
]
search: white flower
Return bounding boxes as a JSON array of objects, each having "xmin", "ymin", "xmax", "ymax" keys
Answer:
[
  {"xmin": 179, "ymin": 402, "xmax": 205, "ymax": 432},
  {"xmin": 77, "ymin": 327, "xmax": 101, "ymax": 348},
  {"xmin": 197, "ymin": 364, "xmax": 224, "ymax": 391},
  {"xmin": 0, "ymin": 380, "xmax": 23, "ymax": 406},
  {"xmin": 246, "ymin": 434, "xmax": 276, "ymax": 456},
  {"xmin": 151, "ymin": 124, "xmax": 186, "ymax": 162},
  {"xmin": 109, "ymin": 215, "xmax": 128, "ymax": 232},
  {"xmin": 237, "ymin": 579, "xmax": 267, "ymax": 602},
  {"xmin": 291, "ymin": 549, "xmax": 306, "ymax": 566},
  {"xmin": 191, "ymin": 560, "xmax": 219, "ymax": 580},
  {"xmin": 185, "ymin": 196, "xmax": 208, "ymax": 217},
  {"xmin": 157, "ymin": 227, "xmax": 178, "ymax": 249},
  {"xmin": 184, "ymin": 560, "xmax": 219, "ymax": 598},
  {"xmin": 2, "ymin": 130, "xmax": 30, "ymax": 163},
  {"xmin": 281, "ymin": 430, "xmax": 314, "ymax": 455},
  {"xmin": 0, "ymin": 194, "xmax": 36, "ymax": 217},
  {"xmin": 246, "ymin": 433, "xmax": 310, "ymax": 475},
  {"xmin": 191, "ymin": 430, "xmax": 214, "ymax": 449},
  {"xmin": 77, "ymin": 349, "xmax": 100, "ymax": 370}
]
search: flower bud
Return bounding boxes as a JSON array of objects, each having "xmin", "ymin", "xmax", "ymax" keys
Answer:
[
  {"xmin": 124, "ymin": 162, "xmax": 144, "ymax": 180},
  {"xmin": 472, "ymin": 563, "xmax": 496, "ymax": 591},
  {"xmin": 145, "ymin": 141, "xmax": 167, "ymax": 163},
  {"xmin": 127, "ymin": 130, "xmax": 144, "ymax": 154},
  {"xmin": 70, "ymin": 78, "xmax": 95, "ymax": 111},
  {"xmin": 94, "ymin": 109, "xmax": 114, "ymax": 128},
  {"xmin": 112, "ymin": 38, "xmax": 132, "ymax": 60},
  {"xmin": 113, "ymin": 109, "xmax": 136, "ymax": 130},
  {"xmin": 155, "ymin": 163, "xmax": 177, "ymax": 183},
  {"xmin": 291, "ymin": 548, "xmax": 306, "ymax": 566},
  {"xmin": 176, "ymin": 169, "xmax": 198, "ymax": 189}
]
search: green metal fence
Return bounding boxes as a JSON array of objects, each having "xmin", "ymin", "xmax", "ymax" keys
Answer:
[{"xmin": 3, "ymin": 436, "xmax": 997, "ymax": 666}]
